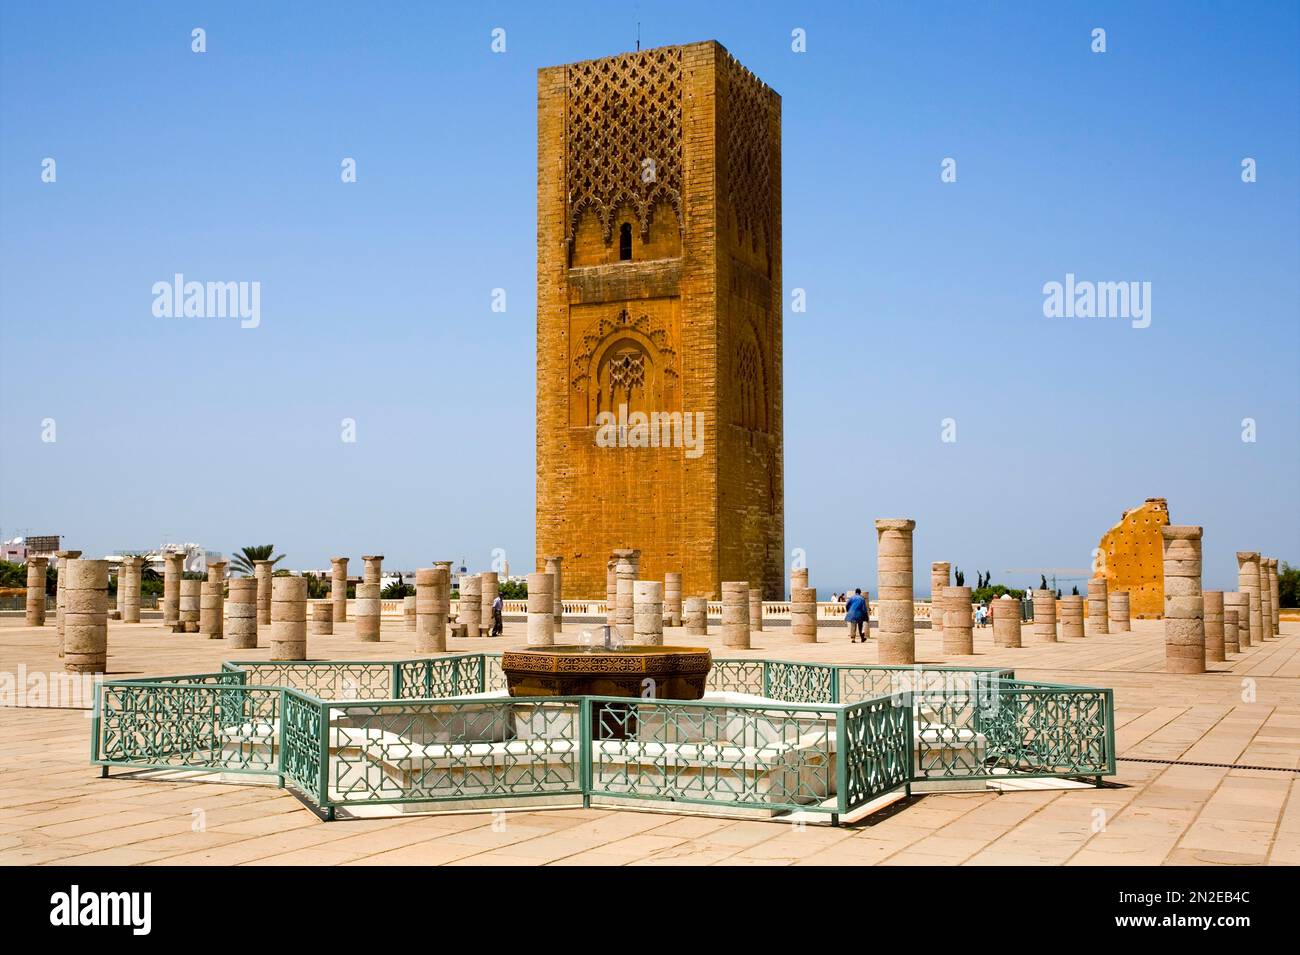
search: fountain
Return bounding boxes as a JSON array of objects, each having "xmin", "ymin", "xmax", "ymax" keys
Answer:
[{"xmin": 500, "ymin": 626, "xmax": 712, "ymax": 700}]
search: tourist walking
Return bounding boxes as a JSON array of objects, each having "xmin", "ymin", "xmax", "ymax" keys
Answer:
[
  {"xmin": 491, "ymin": 591, "xmax": 503, "ymax": 637},
  {"xmin": 845, "ymin": 588, "xmax": 868, "ymax": 643}
]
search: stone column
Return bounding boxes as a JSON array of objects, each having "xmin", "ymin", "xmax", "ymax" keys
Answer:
[
  {"xmin": 1223, "ymin": 609, "xmax": 1240, "ymax": 655},
  {"xmin": 633, "ymin": 580, "xmax": 664, "ymax": 646},
  {"xmin": 55, "ymin": 549, "xmax": 82, "ymax": 656},
  {"xmin": 721, "ymin": 581, "xmax": 750, "ymax": 649},
  {"xmin": 1235, "ymin": 552, "xmax": 1261, "ymax": 648},
  {"xmin": 1204, "ymin": 591, "xmax": 1225, "ymax": 663},
  {"xmin": 1030, "ymin": 589, "xmax": 1057, "ymax": 644},
  {"xmin": 254, "ymin": 560, "xmax": 273, "ymax": 626},
  {"xmin": 458, "ymin": 574, "xmax": 482, "ymax": 637},
  {"xmin": 62, "ymin": 558, "xmax": 108, "ymax": 673},
  {"xmin": 1108, "ymin": 591, "xmax": 1131, "ymax": 632},
  {"xmin": 480, "ymin": 571, "xmax": 499, "ymax": 635},
  {"xmin": 121, "ymin": 557, "xmax": 143, "ymax": 624},
  {"xmin": 415, "ymin": 566, "xmax": 449, "ymax": 653},
  {"xmin": 791, "ymin": 566, "xmax": 809, "ymax": 597},
  {"xmin": 1086, "ymin": 578, "xmax": 1109, "ymax": 635},
  {"xmin": 544, "ymin": 556, "xmax": 565, "ymax": 632},
  {"xmin": 270, "ymin": 576, "xmax": 307, "ymax": 660},
  {"xmin": 993, "ymin": 598, "xmax": 1022, "ymax": 648},
  {"xmin": 791, "ymin": 586, "xmax": 817, "ymax": 643},
  {"xmin": 403, "ymin": 595, "xmax": 416, "ymax": 630},
  {"xmin": 1059, "ymin": 594, "xmax": 1085, "ymax": 640},
  {"xmin": 433, "ymin": 561, "xmax": 453, "ymax": 626},
  {"xmin": 115, "ymin": 563, "xmax": 126, "ymax": 619},
  {"xmin": 875, "ymin": 519, "xmax": 916, "ymax": 664},
  {"xmin": 614, "ymin": 550, "xmax": 635, "ymax": 637},
  {"xmin": 683, "ymin": 596, "xmax": 708, "ymax": 636},
  {"xmin": 24, "ymin": 556, "xmax": 48, "ymax": 626},
  {"xmin": 162, "ymin": 551, "xmax": 182, "ymax": 629},
  {"xmin": 1163, "ymin": 525, "xmax": 1205, "ymax": 674},
  {"xmin": 1260, "ymin": 556, "xmax": 1274, "ymax": 640},
  {"xmin": 179, "ymin": 579, "xmax": 201, "ymax": 632},
  {"xmin": 355, "ymin": 582, "xmax": 381, "ymax": 642},
  {"xmin": 1267, "ymin": 557, "xmax": 1281, "ymax": 636},
  {"xmin": 930, "ymin": 562, "xmax": 950, "ymax": 637},
  {"xmin": 663, "ymin": 571, "xmax": 682, "ymax": 627},
  {"xmin": 873, "ymin": 522, "xmax": 915, "ymax": 665},
  {"xmin": 605, "ymin": 558, "xmax": 618, "ymax": 626},
  {"xmin": 330, "ymin": 557, "xmax": 349, "ymax": 623},
  {"xmin": 226, "ymin": 578, "xmax": 259, "ymax": 649},
  {"xmin": 309, "ymin": 600, "xmax": 334, "ymax": 636},
  {"xmin": 943, "ymin": 585, "xmax": 974, "ymax": 654},
  {"xmin": 749, "ymin": 586, "xmax": 764, "ymax": 633},
  {"xmin": 200, "ymin": 560, "xmax": 226, "ymax": 639},
  {"xmin": 1223, "ymin": 592, "xmax": 1248, "ymax": 655},
  {"xmin": 362, "ymin": 554, "xmax": 384, "ymax": 585},
  {"xmin": 526, "ymin": 572, "xmax": 555, "ymax": 646}
]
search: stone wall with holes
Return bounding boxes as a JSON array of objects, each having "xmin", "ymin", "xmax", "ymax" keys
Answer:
[
  {"xmin": 1097, "ymin": 497, "xmax": 1170, "ymax": 619},
  {"xmin": 537, "ymin": 41, "xmax": 783, "ymax": 600}
]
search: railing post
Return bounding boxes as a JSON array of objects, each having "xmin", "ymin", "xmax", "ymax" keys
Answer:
[
  {"xmin": 579, "ymin": 698, "xmax": 592, "ymax": 809},
  {"xmin": 831, "ymin": 665, "xmax": 840, "ymax": 704},
  {"xmin": 317, "ymin": 701, "xmax": 331, "ymax": 819},
  {"xmin": 835, "ymin": 706, "xmax": 847, "ymax": 816},
  {"xmin": 391, "ymin": 662, "xmax": 402, "ymax": 699},
  {"xmin": 276, "ymin": 688, "xmax": 286, "ymax": 787},
  {"xmin": 762, "ymin": 660, "xmax": 771, "ymax": 700}
]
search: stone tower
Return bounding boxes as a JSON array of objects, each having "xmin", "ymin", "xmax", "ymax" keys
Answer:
[{"xmin": 537, "ymin": 41, "xmax": 783, "ymax": 600}]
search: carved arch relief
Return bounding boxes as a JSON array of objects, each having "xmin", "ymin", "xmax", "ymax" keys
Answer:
[{"xmin": 570, "ymin": 307, "xmax": 679, "ymax": 427}]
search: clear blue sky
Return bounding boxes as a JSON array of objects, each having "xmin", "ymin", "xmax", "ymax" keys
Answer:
[{"xmin": 1, "ymin": 1, "xmax": 1296, "ymax": 594}]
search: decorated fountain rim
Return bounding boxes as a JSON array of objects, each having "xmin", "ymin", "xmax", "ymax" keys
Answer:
[{"xmin": 500, "ymin": 645, "xmax": 712, "ymax": 675}]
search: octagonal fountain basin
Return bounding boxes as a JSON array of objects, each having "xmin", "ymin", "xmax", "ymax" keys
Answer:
[{"xmin": 501, "ymin": 645, "xmax": 713, "ymax": 701}]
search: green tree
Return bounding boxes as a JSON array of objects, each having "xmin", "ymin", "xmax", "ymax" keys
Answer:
[
  {"xmin": 1280, "ymin": 561, "xmax": 1299, "ymax": 609},
  {"xmin": 499, "ymin": 580, "xmax": 528, "ymax": 599},
  {"xmin": 382, "ymin": 579, "xmax": 414, "ymax": 599},
  {"xmin": 230, "ymin": 545, "xmax": 284, "ymax": 577}
]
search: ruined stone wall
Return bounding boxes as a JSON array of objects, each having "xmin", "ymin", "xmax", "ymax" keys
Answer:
[{"xmin": 1097, "ymin": 497, "xmax": 1170, "ymax": 619}]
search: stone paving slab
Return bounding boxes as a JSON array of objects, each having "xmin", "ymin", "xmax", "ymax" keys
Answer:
[{"xmin": 1, "ymin": 615, "xmax": 1297, "ymax": 865}]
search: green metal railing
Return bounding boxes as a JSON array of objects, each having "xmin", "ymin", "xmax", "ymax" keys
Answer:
[{"xmin": 93, "ymin": 655, "xmax": 1114, "ymax": 821}]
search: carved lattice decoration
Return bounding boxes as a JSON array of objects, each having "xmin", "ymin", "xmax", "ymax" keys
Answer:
[
  {"xmin": 566, "ymin": 49, "xmax": 684, "ymax": 245},
  {"xmin": 721, "ymin": 52, "xmax": 777, "ymax": 256},
  {"xmin": 734, "ymin": 336, "xmax": 766, "ymax": 432}
]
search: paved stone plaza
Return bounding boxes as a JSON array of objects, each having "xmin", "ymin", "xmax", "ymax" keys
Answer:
[{"xmin": 1, "ymin": 615, "xmax": 1296, "ymax": 866}]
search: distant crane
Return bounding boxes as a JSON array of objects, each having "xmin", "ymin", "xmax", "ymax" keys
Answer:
[{"xmin": 1003, "ymin": 567, "xmax": 1093, "ymax": 594}]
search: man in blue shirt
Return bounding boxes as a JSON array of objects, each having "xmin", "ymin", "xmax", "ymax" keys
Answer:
[{"xmin": 845, "ymin": 588, "xmax": 869, "ymax": 643}]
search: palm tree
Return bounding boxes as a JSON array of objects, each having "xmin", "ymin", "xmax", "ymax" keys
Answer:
[{"xmin": 230, "ymin": 545, "xmax": 284, "ymax": 577}]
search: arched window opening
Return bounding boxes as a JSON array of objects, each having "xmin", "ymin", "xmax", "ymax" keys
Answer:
[{"xmin": 618, "ymin": 222, "xmax": 633, "ymax": 261}]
